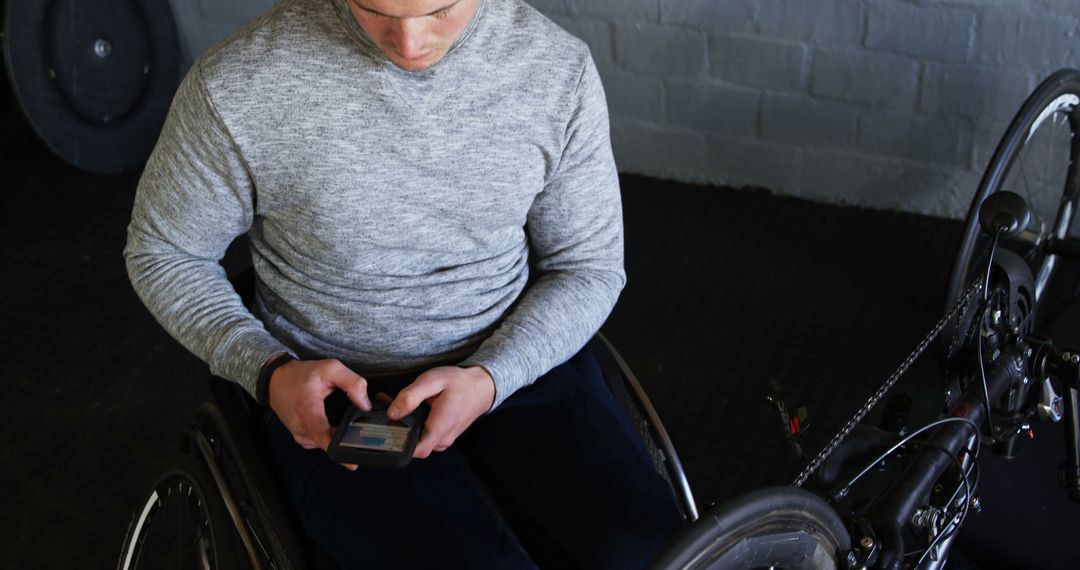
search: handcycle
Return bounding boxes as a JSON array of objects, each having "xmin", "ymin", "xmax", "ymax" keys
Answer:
[
  {"xmin": 649, "ymin": 68, "xmax": 1080, "ymax": 570},
  {"xmin": 117, "ymin": 68, "xmax": 1080, "ymax": 570}
]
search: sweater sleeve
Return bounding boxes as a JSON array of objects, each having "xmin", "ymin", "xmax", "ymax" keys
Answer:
[
  {"xmin": 461, "ymin": 54, "xmax": 626, "ymax": 409},
  {"xmin": 123, "ymin": 64, "xmax": 294, "ymax": 399}
]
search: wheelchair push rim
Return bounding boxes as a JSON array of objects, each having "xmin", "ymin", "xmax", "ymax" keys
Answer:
[{"xmin": 117, "ymin": 453, "xmax": 242, "ymax": 570}]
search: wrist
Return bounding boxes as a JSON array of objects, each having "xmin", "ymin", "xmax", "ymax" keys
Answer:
[
  {"xmin": 464, "ymin": 365, "xmax": 496, "ymax": 413},
  {"xmin": 257, "ymin": 352, "xmax": 295, "ymax": 407}
]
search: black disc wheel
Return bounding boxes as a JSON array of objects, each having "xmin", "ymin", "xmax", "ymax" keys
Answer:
[
  {"xmin": 117, "ymin": 454, "xmax": 241, "ymax": 570},
  {"xmin": 947, "ymin": 69, "xmax": 1080, "ymax": 327},
  {"xmin": 647, "ymin": 487, "xmax": 851, "ymax": 570},
  {"xmin": 2, "ymin": 0, "xmax": 181, "ymax": 174}
]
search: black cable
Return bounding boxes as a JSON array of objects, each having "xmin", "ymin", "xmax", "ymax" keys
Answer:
[
  {"xmin": 978, "ymin": 230, "xmax": 1004, "ymax": 439},
  {"xmin": 982, "ymin": 230, "xmax": 1002, "ymax": 303},
  {"xmin": 921, "ymin": 446, "xmax": 981, "ymax": 565},
  {"xmin": 943, "ymin": 445, "xmax": 980, "ymax": 511},
  {"xmin": 835, "ymin": 417, "xmax": 981, "ymax": 497},
  {"xmin": 909, "ymin": 441, "xmax": 977, "ymax": 568}
]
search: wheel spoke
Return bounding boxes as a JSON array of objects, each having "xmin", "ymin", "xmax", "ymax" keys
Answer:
[
  {"xmin": 117, "ymin": 459, "xmax": 227, "ymax": 570},
  {"xmin": 1017, "ymin": 145, "xmax": 1037, "ymax": 214}
]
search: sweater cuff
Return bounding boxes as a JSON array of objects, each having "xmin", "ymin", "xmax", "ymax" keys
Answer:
[
  {"xmin": 211, "ymin": 328, "xmax": 296, "ymax": 401},
  {"xmin": 460, "ymin": 346, "xmax": 526, "ymax": 411},
  {"xmin": 256, "ymin": 353, "xmax": 295, "ymax": 407}
]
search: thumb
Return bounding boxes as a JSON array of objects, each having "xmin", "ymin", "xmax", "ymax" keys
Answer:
[
  {"xmin": 389, "ymin": 376, "xmax": 442, "ymax": 420},
  {"xmin": 329, "ymin": 369, "xmax": 371, "ymax": 412}
]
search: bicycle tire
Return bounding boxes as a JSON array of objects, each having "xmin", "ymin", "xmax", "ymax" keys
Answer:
[
  {"xmin": 117, "ymin": 453, "xmax": 243, "ymax": 570},
  {"xmin": 647, "ymin": 487, "xmax": 851, "ymax": 570},
  {"xmin": 946, "ymin": 69, "xmax": 1080, "ymax": 321}
]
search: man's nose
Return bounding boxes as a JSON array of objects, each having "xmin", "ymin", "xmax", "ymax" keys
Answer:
[{"xmin": 393, "ymin": 18, "xmax": 427, "ymax": 59}]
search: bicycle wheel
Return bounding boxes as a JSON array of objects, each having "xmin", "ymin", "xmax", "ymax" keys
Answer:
[
  {"xmin": 117, "ymin": 453, "xmax": 242, "ymax": 570},
  {"xmin": 647, "ymin": 487, "xmax": 851, "ymax": 570},
  {"xmin": 947, "ymin": 69, "xmax": 1080, "ymax": 321}
]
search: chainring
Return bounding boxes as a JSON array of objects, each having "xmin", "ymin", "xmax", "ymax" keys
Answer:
[{"xmin": 944, "ymin": 249, "xmax": 1036, "ymax": 406}]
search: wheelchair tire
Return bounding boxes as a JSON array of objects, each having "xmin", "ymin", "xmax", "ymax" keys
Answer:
[
  {"xmin": 647, "ymin": 487, "xmax": 851, "ymax": 570},
  {"xmin": 946, "ymin": 69, "xmax": 1080, "ymax": 324},
  {"xmin": 117, "ymin": 453, "xmax": 243, "ymax": 570}
]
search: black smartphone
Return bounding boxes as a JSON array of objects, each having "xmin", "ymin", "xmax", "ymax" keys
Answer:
[{"xmin": 327, "ymin": 401, "xmax": 428, "ymax": 469}]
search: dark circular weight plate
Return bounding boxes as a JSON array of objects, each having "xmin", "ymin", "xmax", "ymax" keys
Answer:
[{"xmin": 3, "ymin": 0, "xmax": 180, "ymax": 174}]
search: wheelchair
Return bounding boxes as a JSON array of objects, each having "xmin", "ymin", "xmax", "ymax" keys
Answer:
[{"xmin": 117, "ymin": 328, "xmax": 700, "ymax": 570}]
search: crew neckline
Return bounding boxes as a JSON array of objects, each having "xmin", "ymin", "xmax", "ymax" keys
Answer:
[{"xmin": 330, "ymin": 0, "xmax": 487, "ymax": 76}]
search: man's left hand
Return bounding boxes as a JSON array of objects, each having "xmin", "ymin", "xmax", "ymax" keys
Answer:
[{"xmin": 386, "ymin": 366, "xmax": 496, "ymax": 458}]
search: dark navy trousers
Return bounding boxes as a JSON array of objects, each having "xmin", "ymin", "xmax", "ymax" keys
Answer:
[{"xmin": 264, "ymin": 346, "xmax": 685, "ymax": 569}]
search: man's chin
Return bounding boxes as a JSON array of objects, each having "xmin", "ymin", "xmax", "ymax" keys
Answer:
[{"xmin": 391, "ymin": 53, "xmax": 441, "ymax": 72}]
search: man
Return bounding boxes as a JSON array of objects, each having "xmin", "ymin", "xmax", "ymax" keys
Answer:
[{"xmin": 125, "ymin": 0, "xmax": 683, "ymax": 567}]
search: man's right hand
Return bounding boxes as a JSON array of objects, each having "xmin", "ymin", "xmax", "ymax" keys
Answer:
[{"xmin": 267, "ymin": 357, "xmax": 372, "ymax": 470}]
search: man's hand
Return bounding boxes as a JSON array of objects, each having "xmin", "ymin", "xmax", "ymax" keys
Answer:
[
  {"xmin": 387, "ymin": 366, "xmax": 495, "ymax": 459},
  {"xmin": 268, "ymin": 358, "xmax": 371, "ymax": 470}
]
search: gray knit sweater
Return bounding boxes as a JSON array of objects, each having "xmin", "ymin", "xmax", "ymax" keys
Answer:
[{"xmin": 124, "ymin": 0, "xmax": 624, "ymax": 409}]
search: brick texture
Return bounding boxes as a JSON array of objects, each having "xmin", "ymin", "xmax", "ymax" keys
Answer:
[
  {"xmin": 711, "ymin": 34, "xmax": 807, "ymax": 93},
  {"xmin": 755, "ymin": 0, "xmax": 862, "ymax": 46},
  {"xmin": 920, "ymin": 64, "xmax": 1032, "ymax": 121},
  {"xmin": 701, "ymin": 135, "xmax": 802, "ymax": 192},
  {"xmin": 614, "ymin": 23, "xmax": 708, "ymax": 77},
  {"xmin": 665, "ymin": 80, "xmax": 759, "ymax": 136},
  {"xmin": 568, "ymin": 0, "xmax": 658, "ymax": 22},
  {"xmin": 856, "ymin": 111, "xmax": 973, "ymax": 165},
  {"xmin": 660, "ymin": 0, "xmax": 755, "ymax": 34},
  {"xmin": 811, "ymin": 49, "xmax": 920, "ymax": 109},
  {"xmin": 601, "ymin": 71, "xmax": 664, "ymax": 122},
  {"xmin": 974, "ymin": 11, "xmax": 1079, "ymax": 68},
  {"xmin": 865, "ymin": 0, "xmax": 976, "ymax": 63},
  {"xmin": 610, "ymin": 120, "xmax": 708, "ymax": 182},
  {"xmin": 761, "ymin": 93, "xmax": 857, "ymax": 147},
  {"xmin": 550, "ymin": 16, "xmax": 614, "ymax": 69},
  {"xmin": 167, "ymin": 0, "xmax": 273, "ymax": 63}
]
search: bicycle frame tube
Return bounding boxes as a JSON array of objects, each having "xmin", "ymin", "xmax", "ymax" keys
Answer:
[{"xmin": 867, "ymin": 349, "xmax": 1024, "ymax": 570}]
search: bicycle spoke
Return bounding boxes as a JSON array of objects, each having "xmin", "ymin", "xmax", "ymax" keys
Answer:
[{"xmin": 1017, "ymin": 147, "xmax": 1036, "ymax": 214}]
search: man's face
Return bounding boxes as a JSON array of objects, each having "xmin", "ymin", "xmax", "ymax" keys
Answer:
[{"xmin": 345, "ymin": 0, "xmax": 480, "ymax": 72}]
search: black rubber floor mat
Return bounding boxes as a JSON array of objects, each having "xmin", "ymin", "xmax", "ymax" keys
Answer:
[{"xmin": 601, "ymin": 176, "xmax": 962, "ymax": 506}]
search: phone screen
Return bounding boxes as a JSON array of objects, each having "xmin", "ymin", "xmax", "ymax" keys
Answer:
[{"xmin": 337, "ymin": 408, "xmax": 411, "ymax": 453}]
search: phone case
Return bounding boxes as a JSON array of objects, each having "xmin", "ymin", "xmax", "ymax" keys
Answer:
[{"xmin": 327, "ymin": 402, "xmax": 429, "ymax": 469}]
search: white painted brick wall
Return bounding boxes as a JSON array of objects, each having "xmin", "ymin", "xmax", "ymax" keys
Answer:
[
  {"xmin": 168, "ymin": 0, "xmax": 275, "ymax": 66},
  {"xmin": 615, "ymin": 23, "xmax": 708, "ymax": 76},
  {"xmin": 666, "ymin": 80, "xmax": 758, "ymax": 135},
  {"xmin": 811, "ymin": 49, "xmax": 920, "ymax": 108},
  {"xmin": 864, "ymin": 1, "xmax": 976, "ymax": 63},
  {"xmin": 171, "ymin": 0, "xmax": 1080, "ymax": 218},
  {"xmin": 547, "ymin": 0, "xmax": 1080, "ymax": 218}
]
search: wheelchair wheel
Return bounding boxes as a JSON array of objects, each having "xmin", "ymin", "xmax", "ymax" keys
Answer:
[
  {"xmin": 647, "ymin": 487, "xmax": 851, "ymax": 570},
  {"xmin": 946, "ymin": 69, "xmax": 1080, "ymax": 324},
  {"xmin": 117, "ymin": 454, "xmax": 242, "ymax": 570}
]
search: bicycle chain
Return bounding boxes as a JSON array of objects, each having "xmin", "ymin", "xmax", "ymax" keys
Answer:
[{"xmin": 791, "ymin": 280, "xmax": 984, "ymax": 488}]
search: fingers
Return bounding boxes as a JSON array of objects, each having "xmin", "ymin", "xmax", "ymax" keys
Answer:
[
  {"xmin": 327, "ymin": 365, "xmax": 371, "ymax": 411},
  {"xmin": 293, "ymin": 435, "xmax": 317, "ymax": 449},
  {"xmin": 375, "ymin": 392, "xmax": 394, "ymax": 405},
  {"xmin": 388, "ymin": 374, "xmax": 444, "ymax": 420},
  {"xmin": 414, "ymin": 409, "xmax": 458, "ymax": 459},
  {"xmin": 301, "ymin": 396, "xmax": 334, "ymax": 451}
]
